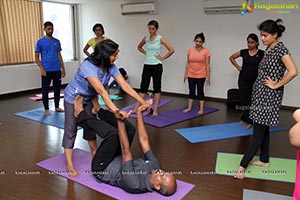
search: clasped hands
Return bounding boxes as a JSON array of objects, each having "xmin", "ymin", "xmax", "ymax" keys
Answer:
[{"xmin": 114, "ymin": 99, "xmax": 153, "ymax": 120}]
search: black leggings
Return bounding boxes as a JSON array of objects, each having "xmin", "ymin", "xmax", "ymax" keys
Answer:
[
  {"xmin": 238, "ymin": 78, "xmax": 254, "ymax": 125},
  {"xmin": 240, "ymin": 123, "xmax": 270, "ymax": 168},
  {"xmin": 41, "ymin": 71, "xmax": 62, "ymax": 110},
  {"xmin": 188, "ymin": 77, "xmax": 206, "ymax": 100},
  {"xmin": 76, "ymin": 109, "xmax": 136, "ymax": 173},
  {"xmin": 140, "ymin": 64, "xmax": 163, "ymax": 94}
]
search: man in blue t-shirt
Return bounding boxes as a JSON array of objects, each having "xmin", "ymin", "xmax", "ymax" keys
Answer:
[
  {"xmin": 74, "ymin": 96, "xmax": 177, "ymax": 196},
  {"xmin": 35, "ymin": 21, "xmax": 66, "ymax": 115}
]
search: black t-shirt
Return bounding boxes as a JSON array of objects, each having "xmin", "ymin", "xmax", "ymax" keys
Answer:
[
  {"xmin": 97, "ymin": 150, "xmax": 160, "ymax": 193},
  {"xmin": 239, "ymin": 49, "xmax": 264, "ymax": 82}
]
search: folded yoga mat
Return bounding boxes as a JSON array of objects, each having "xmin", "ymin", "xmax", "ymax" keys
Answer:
[
  {"xmin": 14, "ymin": 108, "xmax": 80, "ymax": 129},
  {"xmin": 243, "ymin": 189, "xmax": 292, "ymax": 200},
  {"xmin": 122, "ymin": 99, "xmax": 172, "ymax": 118},
  {"xmin": 98, "ymin": 94, "xmax": 122, "ymax": 106},
  {"xmin": 215, "ymin": 152, "xmax": 296, "ymax": 183},
  {"xmin": 37, "ymin": 148, "xmax": 195, "ymax": 200},
  {"xmin": 29, "ymin": 92, "xmax": 64, "ymax": 101},
  {"xmin": 143, "ymin": 105, "xmax": 219, "ymax": 128},
  {"xmin": 175, "ymin": 122, "xmax": 285, "ymax": 143}
]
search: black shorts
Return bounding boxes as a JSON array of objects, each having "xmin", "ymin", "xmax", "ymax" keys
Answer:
[{"xmin": 140, "ymin": 64, "xmax": 163, "ymax": 93}]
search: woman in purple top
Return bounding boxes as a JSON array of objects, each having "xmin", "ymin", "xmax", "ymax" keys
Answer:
[{"xmin": 63, "ymin": 40, "xmax": 149, "ymax": 177}]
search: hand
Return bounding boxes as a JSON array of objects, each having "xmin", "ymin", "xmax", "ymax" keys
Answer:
[
  {"xmin": 155, "ymin": 54, "xmax": 163, "ymax": 61},
  {"xmin": 114, "ymin": 110, "xmax": 132, "ymax": 120},
  {"xmin": 61, "ymin": 69, "xmax": 66, "ymax": 78},
  {"xmin": 138, "ymin": 99, "xmax": 153, "ymax": 113},
  {"xmin": 206, "ymin": 78, "xmax": 211, "ymax": 86},
  {"xmin": 183, "ymin": 76, "xmax": 187, "ymax": 83},
  {"xmin": 41, "ymin": 69, "xmax": 47, "ymax": 77},
  {"xmin": 263, "ymin": 77, "xmax": 277, "ymax": 89}
]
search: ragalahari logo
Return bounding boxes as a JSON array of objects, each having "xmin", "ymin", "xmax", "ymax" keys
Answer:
[{"xmin": 241, "ymin": 0, "xmax": 254, "ymax": 15}]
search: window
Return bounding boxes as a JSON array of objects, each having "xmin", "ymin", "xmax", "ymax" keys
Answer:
[
  {"xmin": 0, "ymin": 0, "xmax": 76, "ymax": 65},
  {"xmin": 42, "ymin": 2, "xmax": 74, "ymax": 61}
]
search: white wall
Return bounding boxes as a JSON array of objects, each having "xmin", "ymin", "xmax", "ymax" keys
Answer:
[
  {"xmin": 78, "ymin": 0, "xmax": 300, "ymax": 107},
  {"xmin": 0, "ymin": 61, "xmax": 79, "ymax": 95},
  {"xmin": 2, "ymin": 0, "xmax": 299, "ymax": 107}
]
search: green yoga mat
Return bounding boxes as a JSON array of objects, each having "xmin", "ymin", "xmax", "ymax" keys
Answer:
[
  {"xmin": 98, "ymin": 94, "xmax": 122, "ymax": 105},
  {"xmin": 215, "ymin": 152, "xmax": 296, "ymax": 183}
]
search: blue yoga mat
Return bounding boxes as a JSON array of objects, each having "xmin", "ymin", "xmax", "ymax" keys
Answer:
[
  {"xmin": 14, "ymin": 108, "xmax": 79, "ymax": 129},
  {"xmin": 176, "ymin": 122, "xmax": 285, "ymax": 143}
]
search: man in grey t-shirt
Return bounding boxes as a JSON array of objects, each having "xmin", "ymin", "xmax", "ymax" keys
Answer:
[{"xmin": 74, "ymin": 96, "xmax": 177, "ymax": 196}]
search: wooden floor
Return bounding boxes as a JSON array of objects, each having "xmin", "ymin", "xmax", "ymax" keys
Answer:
[{"xmin": 0, "ymin": 90, "xmax": 297, "ymax": 200}]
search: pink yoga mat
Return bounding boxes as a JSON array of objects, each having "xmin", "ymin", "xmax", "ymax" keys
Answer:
[
  {"xmin": 36, "ymin": 148, "xmax": 194, "ymax": 200},
  {"xmin": 29, "ymin": 92, "xmax": 64, "ymax": 101},
  {"xmin": 294, "ymin": 150, "xmax": 300, "ymax": 200}
]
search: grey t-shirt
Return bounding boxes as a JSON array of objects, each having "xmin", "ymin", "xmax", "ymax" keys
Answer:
[{"xmin": 97, "ymin": 150, "xmax": 160, "ymax": 193}]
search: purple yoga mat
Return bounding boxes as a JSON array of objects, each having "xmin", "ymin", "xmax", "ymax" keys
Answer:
[
  {"xmin": 143, "ymin": 105, "xmax": 219, "ymax": 128},
  {"xmin": 122, "ymin": 99, "xmax": 172, "ymax": 118},
  {"xmin": 37, "ymin": 149, "xmax": 194, "ymax": 200}
]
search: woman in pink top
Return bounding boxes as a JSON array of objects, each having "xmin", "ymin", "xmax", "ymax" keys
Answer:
[
  {"xmin": 289, "ymin": 109, "xmax": 300, "ymax": 200},
  {"xmin": 183, "ymin": 33, "xmax": 211, "ymax": 114}
]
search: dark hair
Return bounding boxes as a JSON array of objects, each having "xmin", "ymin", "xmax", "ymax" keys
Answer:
[
  {"xmin": 247, "ymin": 33, "xmax": 259, "ymax": 48},
  {"xmin": 92, "ymin": 23, "xmax": 105, "ymax": 35},
  {"xmin": 194, "ymin": 32, "xmax": 205, "ymax": 43},
  {"xmin": 148, "ymin": 20, "xmax": 159, "ymax": 29},
  {"xmin": 87, "ymin": 39, "xmax": 119, "ymax": 70},
  {"xmin": 258, "ymin": 19, "xmax": 285, "ymax": 38},
  {"xmin": 44, "ymin": 21, "xmax": 53, "ymax": 28}
]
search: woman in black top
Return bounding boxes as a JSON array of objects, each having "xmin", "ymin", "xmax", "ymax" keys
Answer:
[
  {"xmin": 229, "ymin": 33, "xmax": 264, "ymax": 129},
  {"xmin": 234, "ymin": 19, "xmax": 298, "ymax": 179}
]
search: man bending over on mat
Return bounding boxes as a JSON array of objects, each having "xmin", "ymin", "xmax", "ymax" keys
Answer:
[{"xmin": 74, "ymin": 96, "xmax": 177, "ymax": 196}]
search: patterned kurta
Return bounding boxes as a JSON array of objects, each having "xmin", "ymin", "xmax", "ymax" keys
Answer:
[{"xmin": 250, "ymin": 42, "xmax": 289, "ymax": 126}]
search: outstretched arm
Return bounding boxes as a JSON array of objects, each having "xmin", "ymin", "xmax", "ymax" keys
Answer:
[
  {"xmin": 116, "ymin": 114, "xmax": 133, "ymax": 164},
  {"xmin": 136, "ymin": 102, "xmax": 152, "ymax": 154}
]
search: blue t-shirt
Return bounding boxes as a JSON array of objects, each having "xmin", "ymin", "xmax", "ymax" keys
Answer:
[
  {"xmin": 64, "ymin": 60, "xmax": 121, "ymax": 104},
  {"xmin": 35, "ymin": 37, "xmax": 62, "ymax": 72}
]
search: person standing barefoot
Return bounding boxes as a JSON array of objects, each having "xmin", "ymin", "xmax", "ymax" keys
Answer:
[{"xmin": 183, "ymin": 33, "xmax": 211, "ymax": 115}]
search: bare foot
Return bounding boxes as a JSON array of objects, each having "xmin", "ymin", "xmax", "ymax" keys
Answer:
[
  {"xmin": 183, "ymin": 108, "xmax": 191, "ymax": 113},
  {"xmin": 240, "ymin": 120, "xmax": 245, "ymax": 126},
  {"xmin": 74, "ymin": 95, "xmax": 84, "ymax": 118},
  {"xmin": 152, "ymin": 111, "xmax": 158, "ymax": 116},
  {"xmin": 244, "ymin": 124, "xmax": 252, "ymax": 129},
  {"xmin": 234, "ymin": 166, "xmax": 245, "ymax": 179},
  {"xmin": 67, "ymin": 165, "xmax": 79, "ymax": 178},
  {"xmin": 197, "ymin": 110, "xmax": 204, "ymax": 115},
  {"xmin": 55, "ymin": 107, "xmax": 64, "ymax": 112},
  {"xmin": 91, "ymin": 96, "xmax": 100, "ymax": 114},
  {"xmin": 250, "ymin": 160, "xmax": 270, "ymax": 167},
  {"xmin": 44, "ymin": 110, "xmax": 51, "ymax": 115}
]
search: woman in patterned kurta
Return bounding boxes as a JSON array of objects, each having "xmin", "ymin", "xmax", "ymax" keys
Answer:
[{"xmin": 234, "ymin": 19, "xmax": 298, "ymax": 179}]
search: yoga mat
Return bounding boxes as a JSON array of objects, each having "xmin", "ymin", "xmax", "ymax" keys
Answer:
[
  {"xmin": 37, "ymin": 148, "xmax": 195, "ymax": 200},
  {"xmin": 243, "ymin": 189, "xmax": 292, "ymax": 200},
  {"xmin": 98, "ymin": 94, "xmax": 122, "ymax": 106},
  {"xmin": 215, "ymin": 152, "xmax": 296, "ymax": 183},
  {"xmin": 175, "ymin": 122, "xmax": 285, "ymax": 143},
  {"xmin": 29, "ymin": 92, "xmax": 64, "ymax": 101},
  {"xmin": 14, "ymin": 108, "xmax": 80, "ymax": 129},
  {"xmin": 122, "ymin": 99, "xmax": 172, "ymax": 118},
  {"xmin": 143, "ymin": 105, "xmax": 219, "ymax": 128}
]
